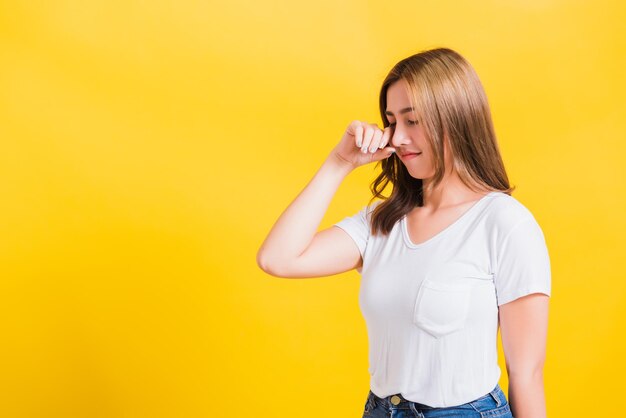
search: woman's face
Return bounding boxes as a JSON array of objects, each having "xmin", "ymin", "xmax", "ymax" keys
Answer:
[{"xmin": 386, "ymin": 79, "xmax": 440, "ymax": 180}]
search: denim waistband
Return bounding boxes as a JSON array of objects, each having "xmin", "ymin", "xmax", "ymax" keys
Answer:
[{"xmin": 368, "ymin": 383, "xmax": 503, "ymax": 411}]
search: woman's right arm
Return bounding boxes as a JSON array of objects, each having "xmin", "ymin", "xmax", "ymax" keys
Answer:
[{"xmin": 256, "ymin": 120, "xmax": 395, "ymax": 278}]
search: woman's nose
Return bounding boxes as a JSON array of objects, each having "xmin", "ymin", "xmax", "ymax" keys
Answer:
[{"xmin": 391, "ymin": 128, "xmax": 410, "ymax": 148}]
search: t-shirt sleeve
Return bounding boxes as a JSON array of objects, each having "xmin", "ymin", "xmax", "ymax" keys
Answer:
[
  {"xmin": 494, "ymin": 215, "xmax": 552, "ymax": 306},
  {"xmin": 332, "ymin": 203, "xmax": 375, "ymax": 260}
]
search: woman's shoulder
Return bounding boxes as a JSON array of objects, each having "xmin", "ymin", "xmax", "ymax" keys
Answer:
[
  {"xmin": 361, "ymin": 199, "xmax": 385, "ymax": 216},
  {"xmin": 484, "ymin": 191, "xmax": 538, "ymax": 232}
]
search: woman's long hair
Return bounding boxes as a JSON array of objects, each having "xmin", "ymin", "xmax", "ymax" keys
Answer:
[{"xmin": 369, "ymin": 47, "xmax": 515, "ymax": 236}]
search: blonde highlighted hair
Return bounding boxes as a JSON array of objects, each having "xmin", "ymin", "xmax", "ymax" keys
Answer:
[{"xmin": 369, "ymin": 47, "xmax": 515, "ymax": 235}]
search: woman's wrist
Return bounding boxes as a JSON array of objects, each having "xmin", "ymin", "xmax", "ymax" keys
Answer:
[{"xmin": 326, "ymin": 151, "xmax": 355, "ymax": 176}]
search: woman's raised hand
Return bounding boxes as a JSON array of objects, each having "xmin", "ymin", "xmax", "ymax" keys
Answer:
[{"xmin": 331, "ymin": 120, "xmax": 396, "ymax": 169}]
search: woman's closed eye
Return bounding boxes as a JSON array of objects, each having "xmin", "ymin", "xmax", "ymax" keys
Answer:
[{"xmin": 388, "ymin": 120, "xmax": 418, "ymax": 127}]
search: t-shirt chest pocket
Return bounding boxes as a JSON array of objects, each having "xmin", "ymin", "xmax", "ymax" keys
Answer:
[{"xmin": 412, "ymin": 261, "xmax": 493, "ymax": 339}]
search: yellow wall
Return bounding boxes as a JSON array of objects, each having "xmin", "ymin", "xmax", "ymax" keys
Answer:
[{"xmin": 1, "ymin": 1, "xmax": 624, "ymax": 417}]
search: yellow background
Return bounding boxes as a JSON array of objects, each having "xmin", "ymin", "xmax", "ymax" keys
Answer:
[{"xmin": 1, "ymin": 1, "xmax": 624, "ymax": 417}]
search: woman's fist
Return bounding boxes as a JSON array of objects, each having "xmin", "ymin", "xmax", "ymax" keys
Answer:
[{"xmin": 331, "ymin": 120, "xmax": 396, "ymax": 169}]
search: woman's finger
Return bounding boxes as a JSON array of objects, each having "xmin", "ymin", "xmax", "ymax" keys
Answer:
[
  {"xmin": 379, "ymin": 126, "xmax": 392, "ymax": 149},
  {"xmin": 354, "ymin": 122, "xmax": 364, "ymax": 148},
  {"xmin": 369, "ymin": 128, "xmax": 384, "ymax": 152},
  {"xmin": 361, "ymin": 124, "xmax": 375, "ymax": 153}
]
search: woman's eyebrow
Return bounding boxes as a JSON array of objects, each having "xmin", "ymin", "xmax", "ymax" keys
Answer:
[{"xmin": 385, "ymin": 107, "xmax": 414, "ymax": 116}]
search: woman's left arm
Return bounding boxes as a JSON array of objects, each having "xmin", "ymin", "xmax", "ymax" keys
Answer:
[{"xmin": 499, "ymin": 292, "xmax": 550, "ymax": 418}]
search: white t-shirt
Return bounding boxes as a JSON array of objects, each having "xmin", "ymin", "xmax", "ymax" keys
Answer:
[{"xmin": 333, "ymin": 191, "xmax": 551, "ymax": 407}]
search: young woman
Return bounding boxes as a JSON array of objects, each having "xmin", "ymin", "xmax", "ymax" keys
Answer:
[{"xmin": 257, "ymin": 47, "xmax": 551, "ymax": 418}]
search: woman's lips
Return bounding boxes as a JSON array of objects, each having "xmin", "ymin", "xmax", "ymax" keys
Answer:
[{"xmin": 401, "ymin": 152, "xmax": 422, "ymax": 160}]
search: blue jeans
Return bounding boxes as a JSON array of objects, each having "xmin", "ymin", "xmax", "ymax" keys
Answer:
[{"xmin": 362, "ymin": 383, "xmax": 513, "ymax": 417}]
